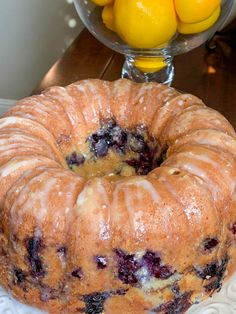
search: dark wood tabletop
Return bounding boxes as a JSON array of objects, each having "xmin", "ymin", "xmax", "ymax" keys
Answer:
[{"xmin": 34, "ymin": 19, "xmax": 236, "ymax": 129}]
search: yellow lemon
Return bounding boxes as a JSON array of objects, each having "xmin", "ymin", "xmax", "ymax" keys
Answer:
[
  {"xmin": 134, "ymin": 57, "xmax": 167, "ymax": 73},
  {"xmin": 178, "ymin": 6, "xmax": 221, "ymax": 34},
  {"xmin": 114, "ymin": 0, "xmax": 177, "ymax": 49},
  {"xmin": 174, "ymin": 0, "xmax": 221, "ymax": 23},
  {"xmin": 102, "ymin": 4, "xmax": 116, "ymax": 32},
  {"xmin": 91, "ymin": 0, "xmax": 114, "ymax": 6}
]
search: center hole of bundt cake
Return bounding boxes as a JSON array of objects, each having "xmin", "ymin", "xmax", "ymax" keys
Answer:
[{"xmin": 65, "ymin": 119, "xmax": 163, "ymax": 178}]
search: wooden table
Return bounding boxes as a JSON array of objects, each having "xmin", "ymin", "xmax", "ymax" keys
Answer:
[{"xmin": 34, "ymin": 20, "xmax": 236, "ymax": 129}]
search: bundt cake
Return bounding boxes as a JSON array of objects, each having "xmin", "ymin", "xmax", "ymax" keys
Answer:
[{"xmin": 0, "ymin": 78, "xmax": 236, "ymax": 314}]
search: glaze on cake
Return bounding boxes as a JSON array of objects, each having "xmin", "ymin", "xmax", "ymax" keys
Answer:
[{"xmin": 0, "ymin": 79, "xmax": 236, "ymax": 314}]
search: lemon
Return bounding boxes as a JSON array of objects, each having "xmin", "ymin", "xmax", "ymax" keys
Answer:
[
  {"xmin": 102, "ymin": 4, "xmax": 116, "ymax": 31},
  {"xmin": 178, "ymin": 6, "xmax": 221, "ymax": 34},
  {"xmin": 114, "ymin": 0, "xmax": 177, "ymax": 49},
  {"xmin": 91, "ymin": 0, "xmax": 114, "ymax": 6},
  {"xmin": 174, "ymin": 0, "xmax": 221, "ymax": 24},
  {"xmin": 134, "ymin": 57, "xmax": 167, "ymax": 73}
]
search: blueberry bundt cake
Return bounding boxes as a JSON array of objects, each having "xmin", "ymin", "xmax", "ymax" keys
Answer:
[{"xmin": 0, "ymin": 79, "xmax": 236, "ymax": 314}]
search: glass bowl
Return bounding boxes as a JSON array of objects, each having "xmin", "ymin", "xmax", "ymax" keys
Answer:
[{"xmin": 74, "ymin": 0, "xmax": 234, "ymax": 85}]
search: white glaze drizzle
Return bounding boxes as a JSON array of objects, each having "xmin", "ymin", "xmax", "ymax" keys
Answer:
[
  {"xmin": 112, "ymin": 179, "xmax": 161, "ymax": 238},
  {"xmin": 130, "ymin": 179, "xmax": 161, "ymax": 203},
  {"xmin": 181, "ymin": 151, "xmax": 236, "ymax": 194},
  {"xmin": 76, "ymin": 179, "xmax": 111, "ymax": 241},
  {"xmin": 179, "ymin": 162, "xmax": 221, "ymax": 202},
  {"xmin": 0, "ymin": 158, "xmax": 45, "ymax": 178}
]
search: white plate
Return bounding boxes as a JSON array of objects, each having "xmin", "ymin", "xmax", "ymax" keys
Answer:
[{"xmin": 1, "ymin": 273, "xmax": 236, "ymax": 314}]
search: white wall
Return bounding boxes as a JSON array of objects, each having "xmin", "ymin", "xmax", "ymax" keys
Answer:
[{"xmin": 0, "ymin": 0, "xmax": 83, "ymax": 100}]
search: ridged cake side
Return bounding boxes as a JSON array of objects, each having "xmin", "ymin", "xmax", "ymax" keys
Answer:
[{"xmin": 0, "ymin": 79, "xmax": 235, "ymax": 313}]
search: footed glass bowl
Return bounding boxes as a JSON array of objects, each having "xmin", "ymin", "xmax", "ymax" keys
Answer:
[{"xmin": 74, "ymin": 0, "xmax": 234, "ymax": 85}]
